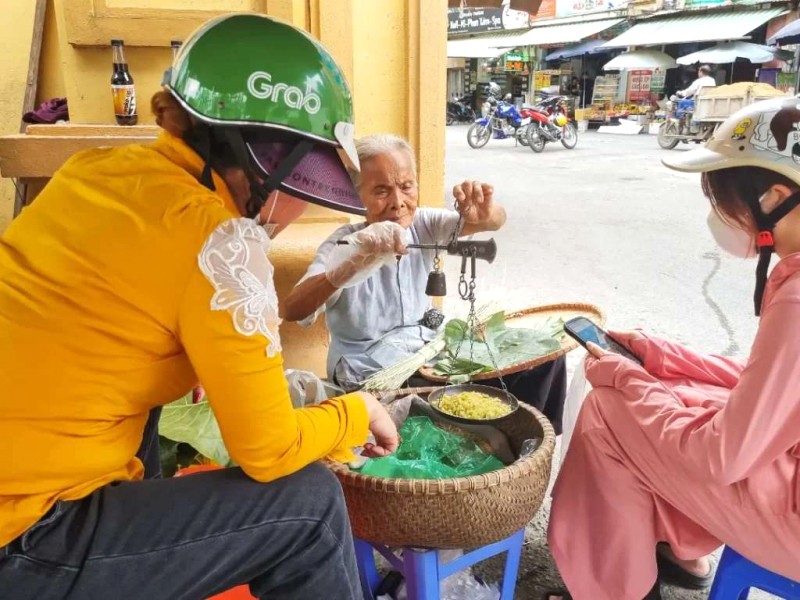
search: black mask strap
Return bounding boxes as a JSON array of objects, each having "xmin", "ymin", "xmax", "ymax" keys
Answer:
[
  {"xmin": 194, "ymin": 124, "xmax": 216, "ymax": 192},
  {"xmin": 750, "ymin": 191, "xmax": 800, "ymax": 316}
]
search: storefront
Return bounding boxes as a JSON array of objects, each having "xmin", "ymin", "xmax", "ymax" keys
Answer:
[
  {"xmin": 585, "ymin": 6, "xmax": 790, "ymax": 122},
  {"xmin": 447, "ymin": 4, "xmax": 534, "ymax": 105},
  {"xmin": 507, "ymin": 15, "xmax": 625, "ymax": 100},
  {"xmin": 446, "ymin": 36, "xmax": 533, "ymax": 108}
]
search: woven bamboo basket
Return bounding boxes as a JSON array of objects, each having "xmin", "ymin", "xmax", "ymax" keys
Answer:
[
  {"xmin": 418, "ymin": 302, "xmax": 605, "ymax": 383},
  {"xmin": 328, "ymin": 401, "xmax": 556, "ymax": 549}
]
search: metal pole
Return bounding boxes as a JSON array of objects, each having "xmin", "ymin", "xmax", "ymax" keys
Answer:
[
  {"xmin": 794, "ymin": 46, "xmax": 800, "ymax": 95},
  {"xmin": 581, "ymin": 53, "xmax": 586, "ymax": 107}
]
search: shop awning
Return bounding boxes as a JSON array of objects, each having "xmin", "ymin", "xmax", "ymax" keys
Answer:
[
  {"xmin": 496, "ymin": 17, "xmax": 623, "ymax": 47},
  {"xmin": 545, "ymin": 39, "xmax": 611, "ymax": 60},
  {"xmin": 447, "ymin": 32, "xmax": 531, "ymax": 58},
  {"xmin": 768, "ymin": 18, "xmax": 800, "ymax": 45},
  {"xmin": 602, "ymin": 8, "xmax": 787, "ymax": 48}
]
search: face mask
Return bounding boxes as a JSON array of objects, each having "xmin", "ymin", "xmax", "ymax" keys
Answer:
[
  {"xmin": 706, "ymin": 210, "xmax": 755, "ymax": 258},
  {"xmin": 255, "ymin": 190, "xmax": 280, "ymax": 238}
]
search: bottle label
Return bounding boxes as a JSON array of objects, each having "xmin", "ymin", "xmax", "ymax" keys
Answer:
[{"xmin": 112, "ymin": 84, "xmax": 137, "ymax": 116}]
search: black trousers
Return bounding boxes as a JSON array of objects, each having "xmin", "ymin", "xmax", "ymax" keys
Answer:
[{"xmin": 1, "ymin": 409, "xmax": 362, "ymax": 599}]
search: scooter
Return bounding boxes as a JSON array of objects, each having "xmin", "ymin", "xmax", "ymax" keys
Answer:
[
  {"xmin": 525, "ymin": 95, "xmax": 578, "ymax": 153},
  {"xmin": 657, "ymin": 94, "xmax": 717, "ymax": 150},
  {"xmin": 467, "ymin": 94, "xmax": 531, "ymax": 149},
  {"xmin": 446, "ymin": 94, "xmax": 476, "ymax": 125}
]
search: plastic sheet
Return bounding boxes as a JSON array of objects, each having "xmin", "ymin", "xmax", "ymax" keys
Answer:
[
  {"xmin": 285, "ymin": 369, "xmax": 343, "ymax": 408},
  {"xmin": 357, "ymin": 416, "xmax": 504, "ymax": 479}
]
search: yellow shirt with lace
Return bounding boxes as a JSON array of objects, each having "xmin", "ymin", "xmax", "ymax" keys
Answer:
[{"xmin": 0, "ymin": 132, "xmax": 369, "ymax": 546}]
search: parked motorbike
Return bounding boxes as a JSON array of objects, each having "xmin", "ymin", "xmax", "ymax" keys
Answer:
[
  {"xmin": 657, "ymin": 94, "xmax": 717, "ymax": 150},
  {"xmin": 467, "ymin": 94, "xmax": 531, "ymax": 149},
  {"xmin": 446, "ymin": 94, "xmax": 476, "ymax": 125},
  {"xmin": 525, "ymin": 95, "xmax": 578, "ymax": 153}
]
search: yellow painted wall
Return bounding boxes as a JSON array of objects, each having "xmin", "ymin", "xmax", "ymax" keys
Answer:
[
  {"xmin": 0, "ymin": 1, "xmax": 37, "ymax": 231},
  {"xmin": 42, "ymin": 0, "xmax": 445, "ymax": 206},
  {"xmin": 0, "ymin": 0, "xmax": 447, "ymax": 375}
]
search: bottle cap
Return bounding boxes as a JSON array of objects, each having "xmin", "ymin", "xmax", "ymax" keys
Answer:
[
  {"xmin": 170, "ymin": 40, "xmax": 182, "ymax": 47},
  {"xmin": 111, "ymin": 39, "xmax": 124, "ymax": 46}
]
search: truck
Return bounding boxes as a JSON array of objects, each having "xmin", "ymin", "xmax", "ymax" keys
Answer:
[{"xmin": 657, "ymin": 82, "xmax": 788, "ymax": 150}]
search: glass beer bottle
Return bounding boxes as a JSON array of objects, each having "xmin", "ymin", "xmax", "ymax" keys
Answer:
[
  {"xmin": 111, "ymin": 39, "xmax": 137, "ymax": 126},
  {"xmin": 171, "ymin": 40, "xmax": 182, "ymax": 61}
]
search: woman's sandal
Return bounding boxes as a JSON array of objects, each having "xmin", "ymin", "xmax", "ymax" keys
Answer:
[{"xmin": 542, "ymin": 577, "xmax": 663, "ymax": 600}]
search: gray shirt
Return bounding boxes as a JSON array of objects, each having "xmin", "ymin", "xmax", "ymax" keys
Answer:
[{"xmin": 301, "ymin": 208, "xmax": 460, "ymax": 390}]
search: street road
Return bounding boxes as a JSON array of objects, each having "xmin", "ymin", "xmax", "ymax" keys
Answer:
[{"xmin": 443, "ymin": 125, "xmax": 759, "ymax": 359}]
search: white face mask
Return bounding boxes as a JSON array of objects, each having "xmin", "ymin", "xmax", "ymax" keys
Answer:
[
  {"xmin": 706, "ymin": 210, "xmax": 756, "ymax": 258},
  {"xmin": 256, "ymin": 191, "xmax": 280, "ymax": 239}
]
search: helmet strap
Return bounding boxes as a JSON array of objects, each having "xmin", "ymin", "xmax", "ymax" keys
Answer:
[
  {"xmin": 749, "ymin": 191, "xmax": 800, "ymax": 316},
  {"xmin": 193, "ymin": 124, "xmax": 216, "ymax": 192}
]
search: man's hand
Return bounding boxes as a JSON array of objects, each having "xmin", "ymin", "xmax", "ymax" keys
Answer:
[{"xmin": 453, "ymin": 180, "xmax": 494, "ymax": 224}]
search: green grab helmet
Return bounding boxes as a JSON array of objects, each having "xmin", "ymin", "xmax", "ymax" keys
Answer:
[{"xmin": 164, "ymin": 13, "xmax": 364, "ymax": 216}]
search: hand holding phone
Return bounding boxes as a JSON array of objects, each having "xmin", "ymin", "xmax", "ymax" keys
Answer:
[{"xmin": 564, "ymin": 317, "xmax": 642, "ymax": 365}]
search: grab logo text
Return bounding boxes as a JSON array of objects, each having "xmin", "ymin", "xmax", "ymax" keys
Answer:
[{"xmin": 247, "ymin": 71, "xmax": 321, "ymax": 115}]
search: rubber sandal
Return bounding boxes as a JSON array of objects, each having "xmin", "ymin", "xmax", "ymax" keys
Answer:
[{"xmin": 656, "ymin": 552, "xmax": 715, "ymax": 590}]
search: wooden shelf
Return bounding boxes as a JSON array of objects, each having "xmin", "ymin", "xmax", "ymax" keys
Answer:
[{"xmin": 0, "ymin": 125, "xmax": 159, "ymax": 179}]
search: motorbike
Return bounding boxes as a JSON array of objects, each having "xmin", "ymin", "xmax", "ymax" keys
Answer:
[
  {"xmin": 657, "ymin": 94, "xmax": 717, "ymax": 150},
  {"xmin": 525, "ymin": 95, "xmax": 578, "ymax": 153},
  {"xmin": 467, "ymin": 95, "xmax": 532, "ymax": 149},
  {"xmin": 446, "ymin": 94, "xmax": 476, "ymax": 125}
]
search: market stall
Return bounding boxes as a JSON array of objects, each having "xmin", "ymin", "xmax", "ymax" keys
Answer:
[{"xmin": 586, "ymin": 50, "xmax": 675, "ymax": 125}]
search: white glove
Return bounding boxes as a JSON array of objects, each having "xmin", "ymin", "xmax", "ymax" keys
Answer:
[{"xmin": 325, "ymin": 221, "xmax": 408, "ymax": 289}]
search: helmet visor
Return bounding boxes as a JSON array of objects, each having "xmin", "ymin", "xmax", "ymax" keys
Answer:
[{"xmin": 246, "ymin": 135, "xmax": 365, "ymax": 216}]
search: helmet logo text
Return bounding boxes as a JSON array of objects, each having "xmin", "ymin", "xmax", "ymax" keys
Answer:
[{"xmin": 247, "ymin": 71, "xmax": 321, "ymax": 115}]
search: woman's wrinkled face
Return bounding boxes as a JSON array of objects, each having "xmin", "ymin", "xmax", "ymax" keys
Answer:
[{"xmin": 360, "ymin": 150, "xmax": 418, "ymax": 229}]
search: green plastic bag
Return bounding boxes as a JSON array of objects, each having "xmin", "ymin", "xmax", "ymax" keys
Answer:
[{"xmin": 357, "ymin": 416, "xmax": 504, "ymax": 479}]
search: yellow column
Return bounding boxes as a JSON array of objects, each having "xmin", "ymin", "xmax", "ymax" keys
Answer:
[
  {"xmin": 0, "ymin": 1, "xmax": 38, "ymax": 230},
  {"xmin": 315, "ymin": 0, "xmax": 447, "ymax": 207}
]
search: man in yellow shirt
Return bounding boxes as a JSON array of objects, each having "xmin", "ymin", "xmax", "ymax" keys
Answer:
[{"xmin": 0, "ymin": 14, "xmax": 398, "ymax": 599}]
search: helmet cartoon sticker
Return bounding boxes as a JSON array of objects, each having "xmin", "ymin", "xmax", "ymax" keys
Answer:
[{"xmin": 750, "ymin": 102, "xmax": 800, "ymax": 164}]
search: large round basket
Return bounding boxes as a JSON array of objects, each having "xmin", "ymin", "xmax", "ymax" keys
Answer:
[
  {"xmin": 417, "ymin": 301, "xmax": 605, "ymax": 384},
  {"xmin": 328, "ymin": 401, "xmax": 556, "ymax": 549}
]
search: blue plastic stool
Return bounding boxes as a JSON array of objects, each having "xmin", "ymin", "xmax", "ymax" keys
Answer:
[
  {"xmin": 708, "ymin": 546, "xmax": 800, "ymax": 600},
  {"xmin": 354, "ymin": 528, "xmax": 525, "ymax": 600}
]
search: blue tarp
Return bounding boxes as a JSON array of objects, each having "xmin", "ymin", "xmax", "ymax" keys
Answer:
[{"xmin": 768, "ymin": 19, "xmax": 800, "ymax": 46}]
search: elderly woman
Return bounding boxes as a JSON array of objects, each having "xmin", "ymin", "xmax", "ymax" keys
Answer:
[
  {"xmin": 0, "ymin": 15, "xmax": 398, "ymax": 599},
  {"xmin": 283, "ymin": 134, "xmax": 567, "ymax": 431}
]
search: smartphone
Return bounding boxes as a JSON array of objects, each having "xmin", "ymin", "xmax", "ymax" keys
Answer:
[{"xmin": 564, "ymin": 317, "xmax": 642, "ymax": 365}]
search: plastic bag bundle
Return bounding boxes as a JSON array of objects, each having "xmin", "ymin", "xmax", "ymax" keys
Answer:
[{"xmin": 357, "ymin": 416, "xmax": 504, "ymax": 479}]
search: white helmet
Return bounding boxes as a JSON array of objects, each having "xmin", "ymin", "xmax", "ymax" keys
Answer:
[
  {"xmin": 663, "ymin": 94, "xmax": 800, "ymax": 187},
  {"xmin": 664, "ymin": 94, "xmax": 800, "ymax": 317}
]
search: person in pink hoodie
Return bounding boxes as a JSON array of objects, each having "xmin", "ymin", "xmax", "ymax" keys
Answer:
[{"xmin": 545, "ymin": 96, "xmax": 800, "ymax": 600}]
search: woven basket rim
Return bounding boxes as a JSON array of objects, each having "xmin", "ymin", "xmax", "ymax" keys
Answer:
[
  {"xmin": 418, "ymin": 301, "xmax": 605, "ymax": 383},
  {"xmin": 329, "ymin": 403, "xmax": 556, "ymax": 495}
]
